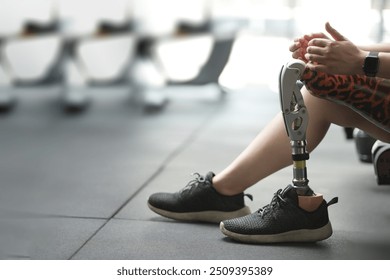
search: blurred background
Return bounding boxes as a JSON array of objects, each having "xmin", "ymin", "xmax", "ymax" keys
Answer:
[
  {"xmin": 1, "ymin": 0, "xmax": 390, "ymax": 260},
  {"xmin": 0, "ymin": 0, "xmax": 388, "ymax": 111}
]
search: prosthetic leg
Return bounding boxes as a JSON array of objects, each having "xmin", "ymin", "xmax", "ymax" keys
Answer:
[{"xmin": 279, "ymin": 59, "xmax": 314, "ymax": 196}]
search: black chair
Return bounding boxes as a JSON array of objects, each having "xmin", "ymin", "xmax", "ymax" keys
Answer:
[
  {"xmin": 164, "ymin": 19, "xmax": 241, "ymax": 97},
  {"xmin": 0, "ymin": 20, "xmax": 65, "ymax": 113},
  {"xmin": 0, "ymin": 16, "xmax": 91, "ymax": 112},
  {"xmin": 62, "ymin": 19, "xmax": 135, "ymax": 112},
  {"xmin": 0, "ymin": 37, "xmax": 17, "ymax": 113}
]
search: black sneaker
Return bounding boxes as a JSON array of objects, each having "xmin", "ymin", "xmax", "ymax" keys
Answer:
[
  {"xmin": 147, "ymin": 172, "xmax": 252, "ymax": 223},
  {"xmin": 220, "ymin": 185, "xmax": 338, "ymax": 243}
]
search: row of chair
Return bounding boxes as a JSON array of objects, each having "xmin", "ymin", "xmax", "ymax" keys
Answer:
[{"xmin": 0, "ymin": 13, "xmax": 244, "ymax": 114}]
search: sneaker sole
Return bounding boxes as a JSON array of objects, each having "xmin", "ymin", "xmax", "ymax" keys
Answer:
[
  {"xmin": 220, "ymin": 221, "xmax": 333, "ymax": 243},
  {"xmin": 147, "ymin": 203, "xmax": 251, "ymax": 223}
]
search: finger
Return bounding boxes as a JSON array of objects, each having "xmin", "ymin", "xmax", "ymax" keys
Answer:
[
  {"xmin": 325, "ymin": 22, "xmax": 347, "ymax": 41},
  {"xmin": 306, "ymin": 62, "xmax": 319, "ymax": 71},
  {"xmin": 305, "ymin": 53, "xmax": 327, "ymax": 64},
  {"xmin": 307, "ymin": 46, "xmax": 326, "ymax": 55},
  {"xmin": 305, "ymin": 53, "xmax": 314, "ymax": 62},
  {"xmin": 307, "ymin": 62, "xmax": 328, "ymax": 73},
  {"xmin": 289, "ymin": 42, "xmax": 300, "ymax": 52},
  {"xmin": 291, "ymin": 37, "xmax": 303, "ymax": 43},
  {"xmin": 306, "ymin": 62, "xmax": 316, "ymax": 70},
  {"xmin": 308, "ymin": 38, "xmax": 329, "ymax": 47},
  {"xmin": 292, "ymin": 50, "xmax": 303, "ymax": 59},
  {"xmin": 304, "ymin": 32, "xmax": 328, "ymax": 41}
]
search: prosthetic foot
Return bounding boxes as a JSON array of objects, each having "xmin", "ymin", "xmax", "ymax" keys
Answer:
[{"xmin": 279, "ymin": 59, "xmax": 313, "ymax": 196}]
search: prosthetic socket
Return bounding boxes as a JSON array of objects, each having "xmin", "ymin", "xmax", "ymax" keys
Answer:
[{"xmin": 279, "ymin": 60, "xmax": 314, "ymax": 196}]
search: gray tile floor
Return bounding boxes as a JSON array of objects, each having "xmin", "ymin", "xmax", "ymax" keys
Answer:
[{"xmin": 1, "ymin": 85, "xmax": 389, "ymax": 260}]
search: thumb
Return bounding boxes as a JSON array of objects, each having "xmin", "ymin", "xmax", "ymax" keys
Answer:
[{"xmin": 325, "ymin": 22, "xmax": 347, "ymax": 41}]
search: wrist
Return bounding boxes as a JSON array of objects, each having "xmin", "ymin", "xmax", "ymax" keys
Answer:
[
  {"xmin": 357, "ymin": 50, "xmax": 369, "ymax": 75},
  {"xmin": 362, "ymin": 51, "xmax": 380, "ymax": 77}
]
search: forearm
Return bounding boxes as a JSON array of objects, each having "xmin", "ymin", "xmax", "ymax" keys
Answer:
[
  {"xmin": 376, "ymin": 52, "xmax": 390, "ymax": 79},
  {"xmin": 359, "ymin": 43, "xmax": 390, "ymax": 53}
]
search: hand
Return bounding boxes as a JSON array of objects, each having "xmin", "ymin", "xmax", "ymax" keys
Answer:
[
  {"xmin": 289, "ymin": 32, "xmax": 328, "ymax": 62},
  {"xmin": 305, "ymin": 22, "xmax": 367, "ymax": 75}
]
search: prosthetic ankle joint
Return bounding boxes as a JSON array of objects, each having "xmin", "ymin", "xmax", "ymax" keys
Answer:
[{"xmin": 279, "ymin": 60, "xmax": 313, "ymax": 196}]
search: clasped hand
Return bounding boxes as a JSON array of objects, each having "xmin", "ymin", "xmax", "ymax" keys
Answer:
[{"xmin": 289, "ymin": 22, "xmax": 367, "ymax": 75}]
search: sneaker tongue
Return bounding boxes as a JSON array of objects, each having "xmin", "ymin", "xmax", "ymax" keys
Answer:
[
  {"xmin": 205, "ymin": 172, "xmax": 215, "ymax": 182},
  {"xmin": 281, "ymin": 184, "xmax": 299, "ymax": 204}
]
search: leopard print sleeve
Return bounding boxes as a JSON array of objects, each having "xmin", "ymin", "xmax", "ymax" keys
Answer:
[{"xmin": 301, "ymin": 68, "xmax": 390, "ymax": 133}]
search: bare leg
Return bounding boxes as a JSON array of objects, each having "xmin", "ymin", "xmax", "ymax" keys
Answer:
[{"xmin": 213, "ymin": 87, "xmax": 390, "ymax": 196}]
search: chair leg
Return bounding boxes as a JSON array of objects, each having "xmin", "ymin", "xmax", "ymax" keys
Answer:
[
  {"xmin": 344, "ymin": 127, "xmax": 354, "ymax": 140},
  {"xmin": 353, "ymin": 129, "xmax": 377, "ymax": 163}
]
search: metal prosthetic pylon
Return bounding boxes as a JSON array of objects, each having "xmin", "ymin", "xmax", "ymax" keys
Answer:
[{"xmin": 279, "ymin": 59, "xmax": 313, "ymax": 196}]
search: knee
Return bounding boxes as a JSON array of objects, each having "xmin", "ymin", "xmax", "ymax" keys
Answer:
[{"xmin": 301, "ymin": 68, "xmax": 342, "ymax": 100}]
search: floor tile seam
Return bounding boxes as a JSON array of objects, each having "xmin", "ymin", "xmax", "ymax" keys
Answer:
[
  {"xmin": 68, "ymin": 106, "xmax": 224, "ymax": 260},
  {"xmin": 68, "ymin": 221, "xmax": 111, "ymax": 260},
  {"xmin": 39, "ymin": 214, "xmax": 108, "ymax": 221},
  {"xmin": 0, "ymin": 210, "xmax": 108, "ymax": 221},
  {"xmin": 110, "ymin": 217, "xmax": 220, "ymax": 229},
  {"xmin": 111, "ymin": 216, "xmax": 215, "ymax": 224}
]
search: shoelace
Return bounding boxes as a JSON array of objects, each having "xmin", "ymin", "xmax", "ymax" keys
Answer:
[
  {"xmin": 179, "ymin": 173, "xmax": 206, "ymax": 194},
  {"xmin": 180, "ymin": 173, "xmax": 254, "ymax": 201},
  {"xmin": 257, "ymin": 189, "xmax": 286, "ymax": 218}
]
